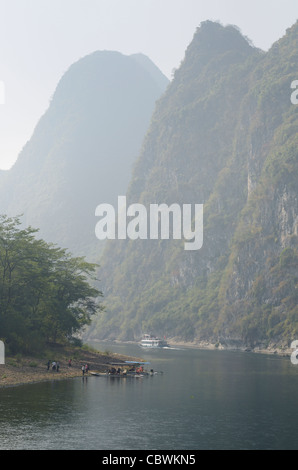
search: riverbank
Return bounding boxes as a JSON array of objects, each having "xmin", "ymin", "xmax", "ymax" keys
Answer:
[
  {"xmin": 1, "ymin": 339, "xmax": 291, "ymax": 389},
  {"xmin": 0, "ymin": 345, "xmax": 141, "ymax": 389},
  {"xmin": 167, "ymin": 338, "xmax": 292, "ymax": 357},
  {"xmin": 93, "ymin": 337, "xmax": 292, "ymax": 358}
]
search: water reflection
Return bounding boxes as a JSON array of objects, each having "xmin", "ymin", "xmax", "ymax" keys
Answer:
[{"xmin": 0, "ymin": 345, "xmax": 297, "ymax": 450}]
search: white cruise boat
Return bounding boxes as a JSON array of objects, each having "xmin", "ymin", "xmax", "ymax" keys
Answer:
[{"xmin": 140, "ymin": 334, "xmax": 169, "ymax": 349}]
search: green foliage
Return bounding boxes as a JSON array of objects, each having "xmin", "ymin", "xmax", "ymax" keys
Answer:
[
  {"xmin": 280, "ymin": 247, "xmax": 297, "ymax": 268},
  {"xmin": 89, "ymin": 21, "xmax": 298, "ymax": 348},
  {"xmin": 0, "ymin": 215, "xmax": 103, "ymax": 354}
]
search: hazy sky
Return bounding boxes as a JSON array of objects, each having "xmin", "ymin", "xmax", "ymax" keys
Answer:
[{"xmin": 0, "ymin": 0, "xmax": 297, "ymax": 170}]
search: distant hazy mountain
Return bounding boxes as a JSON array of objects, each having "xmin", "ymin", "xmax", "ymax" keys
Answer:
[
  {"xmin": 0, "ymin": 51, "xmax": 169, "ymax": 258},
  {"xmin": 130, "ymin": 54, "xmax": 170, "ymax": 90},
  {"xmin": 90, "ymin": 21, "xmax": 298, "ymax": 349}
]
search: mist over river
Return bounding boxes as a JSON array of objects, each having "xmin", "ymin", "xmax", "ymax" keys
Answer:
[{"xmin": 0, "ymin": 343, "xmax": 297, "ymax": 450}]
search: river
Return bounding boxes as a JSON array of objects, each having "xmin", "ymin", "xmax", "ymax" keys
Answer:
[{"xmin": 0, "ymin": 342, "xmax": 297, "ymax": 450}]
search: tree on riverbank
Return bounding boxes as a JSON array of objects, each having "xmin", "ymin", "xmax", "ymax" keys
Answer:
[{"xmin": 0, "ymin": 215, "xmax": 103, "ymax": 354}]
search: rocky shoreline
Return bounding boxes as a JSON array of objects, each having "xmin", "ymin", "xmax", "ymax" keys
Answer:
[
  {"xmin": 93, "ymin": 336, "xmax": 293, "ymax": 357},
  {"xmin": 167, "ymin": 338, "xmax": 292, "ymax": 357}
]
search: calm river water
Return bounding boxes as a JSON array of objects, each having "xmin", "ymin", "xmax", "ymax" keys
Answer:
[{"xmin": 0, "ymin": 342, "xmax": 297, "ymax": 450}]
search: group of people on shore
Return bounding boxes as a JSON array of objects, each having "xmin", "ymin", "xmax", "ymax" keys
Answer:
[
  {"xmin": 46, "ymin": 359, "xmax": 90, "ymax": 376},
  {"xmin": 47, "ymin": 360, "xmax": 60, "ymax": 372},
  {"xmin": 81, "ymin": 364, "xmax": 89, "ymax": 375},
  {"xmin": 47, "ymin": 358, "xmax": 73, "ymax": 372}
]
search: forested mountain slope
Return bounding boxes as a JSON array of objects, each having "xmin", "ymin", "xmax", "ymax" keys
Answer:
[{"xmin": 90, "ymin": 21, "xmax": 298, "ymax": 349}]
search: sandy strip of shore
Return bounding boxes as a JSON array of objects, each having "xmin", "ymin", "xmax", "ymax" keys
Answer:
[{"xmin": 0, "ymin": 348, "xmax": 141, "ymax": 389}]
